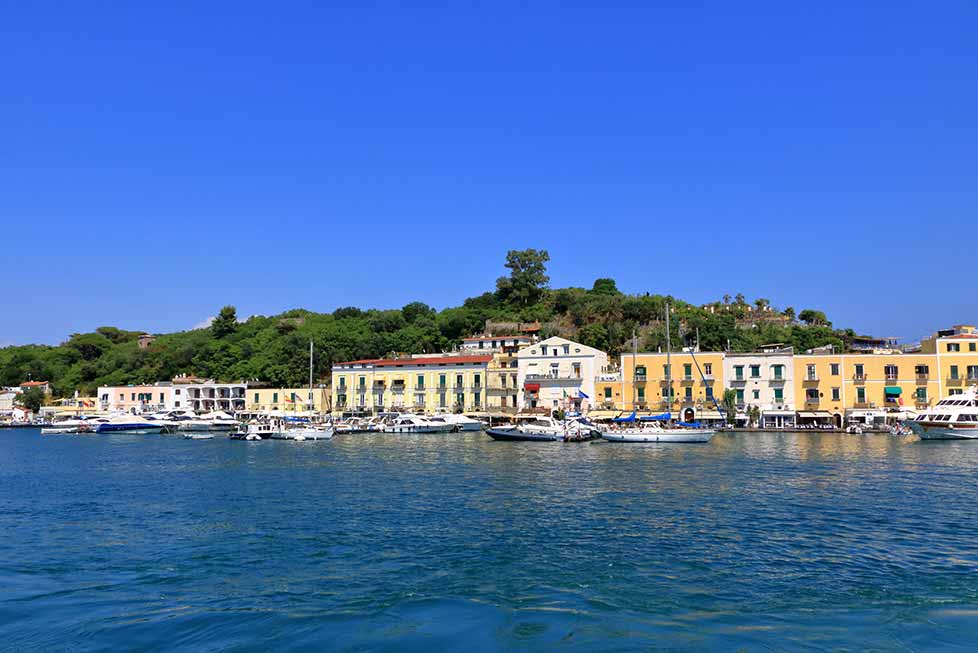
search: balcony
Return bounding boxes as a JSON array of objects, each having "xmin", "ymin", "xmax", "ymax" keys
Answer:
[
  {"xmin": 730, "ymin": 376, "xmax": 746, "ymax": 384},
  {"xmin": 805, "ymin": 399, "xmax": 820, "ymax": 408},
  {"xmin": 803, "ymin": 375, "xmax": 819, "ymax": 383},
  {"xmin": 852, "ymin": 374, "xmax": 867, "ymax": 383},
  {"xmin": 915, "ymin": 399, "xmax": 931, "ymax": 408},
  {"xmin": 524, "ymin": 374, "xmax": 583, "ymax": 385},
  {"xmin": 915, "ymin": 374, "xmax": 929, "ymax": 383},
  {"xmin": 884, "ymin": 374, "xmax": 898, "ymax": 382},
  {"xmin": 948, "ymin": 375, "xmax": 963, "ymax": 385},
  {"xmin": 769, "ymin": 376, "xmax": 786, "ymax": 384},
  {"xmin": 853, "ymin": 401, "xmax": 875, "ymax": 409},
  {"xmin": 633, "ymin": 374, "xmax": 647, "ymax": 382}
]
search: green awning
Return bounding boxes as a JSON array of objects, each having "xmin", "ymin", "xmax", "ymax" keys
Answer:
[{"xmin": 884, "ymin": 386, "xmax": 902, "ymax": 395}]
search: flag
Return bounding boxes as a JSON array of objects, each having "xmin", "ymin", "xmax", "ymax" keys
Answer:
[{"xmin": 578, "ymin": 390, "xmax": 589, "ymax": 399}]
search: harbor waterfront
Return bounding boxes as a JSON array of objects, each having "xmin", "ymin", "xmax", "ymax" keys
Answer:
[{"xmin": 4, "ymin": 427, "xmax": 978, "ymax": 649}]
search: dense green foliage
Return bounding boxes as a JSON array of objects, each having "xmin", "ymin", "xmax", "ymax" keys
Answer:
[
  {"xmin": 0, "ymin": 250, "xmax": 855, "ymax": 397},
  {"xmin": 17, "ymin": 388, "xmax": 45, "ymax": 413}
]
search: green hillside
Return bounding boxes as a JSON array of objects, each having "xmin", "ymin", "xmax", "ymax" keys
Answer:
[{"xmin": 0, "ymin": 250, "xmax": 850, "ymax": 397}]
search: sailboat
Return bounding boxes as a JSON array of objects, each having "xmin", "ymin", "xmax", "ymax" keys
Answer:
[
  {"xmin": 274, "ymin": 341, "xmax": 335, "ymax": 441},
  {"xmin": 598, "ymin": 303, "xmax": 715, "ymax": 444}
]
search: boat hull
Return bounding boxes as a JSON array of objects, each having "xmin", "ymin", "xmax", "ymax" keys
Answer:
[
  {"xmin": 907, "ymin": 421, "xmax": 978, "ymax": 440},
  {"xmin": 486, "ymin": 427, "xmax": 560, "ymax": 442},
  {"xmin": 601, "ymin": 429, "xmax": 715, "ymax": 443},
  {"xmin": 95, "ymin": 424, "xmax": 165, "ymax": 434},
  {"xmin": 383, "ymin": 425, "xmax": 455, "ymax": 434}
]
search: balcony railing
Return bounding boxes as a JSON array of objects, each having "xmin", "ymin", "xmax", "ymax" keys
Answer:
[
  {"xmin": 884, "ymin": 374, "xmax": 898, "ymax": 381},
  {"xmin": 804, "ymin": 375, "xmax": 819, "ymax": 382},
  {"xmin": 915, "ymin": 374, "xmax": 929, "ymax": 382},
  {"xmin": 853, "ymin": 401, "xmax": 875, "ymax": 409},
  {"xmin": 852, "ymin": 374, "xmax": 866, "ymax": 382},
  {"xmin": 633, "ymin": 374, "xmax": 647, "ymax": 382}
]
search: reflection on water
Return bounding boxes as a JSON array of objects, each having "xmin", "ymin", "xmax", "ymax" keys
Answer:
[{"xmin": 3, "ymin": 428, "xmax": 978, "ymax": 650}]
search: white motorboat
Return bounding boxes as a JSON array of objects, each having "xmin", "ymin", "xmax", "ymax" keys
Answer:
[
  {"xmin": 906, "ymin": 386, "xmax": 978, "ymax": 440},
  {"xmin": 274, "ymin": 424, "xmax": 335, "ymax": 441},
  {"xmin": 487, "ymin": 415, "xmax": 600, "ymax": 442},
  {"xmin": 178, "ymin": 410, "xmax": 239, "ymax": 432},
  {"xmin": 428, "ymin": 413, "xmax": 483, "ymax": 432},
  {"xmin": 383, "ymin": 415, "xmax": 454, "ymax": 434},
  {"xmin": 184, "ymin": 433, "xmax": 215, "ymax": 440},
  {"xmin": 94, "ymin": 416, "xmax": 165, "ymax": 434},
  {"xmin": 599, "ymin": 413, "xmax": 715, "ymax": 443}
]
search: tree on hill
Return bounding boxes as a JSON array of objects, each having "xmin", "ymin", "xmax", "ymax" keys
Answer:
[
  {"xmin": 211, "ymin": 306, "xmax": 238, "ymax": 338},
  {"xmin": 495, "ymin": 249, "xmax": 550, "ymax": 307},
  {"xmin": 17, "ymin": 388, "xmax": 45, "ymax": 413},
  {"xmin": 798, "ymin": 309, "xmax": 830, "ymax": 327},
  {"xmin": 591, "ymin": 278, "xmax": 620, "ymax": 295}
]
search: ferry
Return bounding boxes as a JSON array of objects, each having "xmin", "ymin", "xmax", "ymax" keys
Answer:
[{"xmin": 906, "ymin": 386, "xmax": 978, "ymax": 440}]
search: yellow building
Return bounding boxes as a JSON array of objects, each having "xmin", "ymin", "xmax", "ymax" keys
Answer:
[
  {"xmin": 246, "ymin": 387, "xmax": 331, "ymax": 415},
  {"xmin": 792, "ymin": 326, "xmax": 978, "ymax": 426},
  {"xmin": 331, "ymin": 354, "xmax": 492, "ymax": 415},
  {"xmin": 611, "ymin": 351, "xmax": 725, "ymax": 422}
]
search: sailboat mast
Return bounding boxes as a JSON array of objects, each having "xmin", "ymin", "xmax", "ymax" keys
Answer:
[
  {"xmin": 309, "ymin": 340, "xmax": 314, "ymax": 414},
  {"xmin": 665, "ymin": 303, "xmax": 671, "ymax": 412},
  {"xmin": 632, "ymin": 327, "xmax": 637, "ymax": 410}
]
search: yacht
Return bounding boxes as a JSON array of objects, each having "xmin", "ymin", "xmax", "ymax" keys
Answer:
[
  {"xmin": 599, "ymin": 413, "xmax": 715, "ymax": 443},
  {"xmin": 94, "ymin": 416, "xmax": 165, "ymax": 434},
  {"xmin": 906, "ymin": 386, "xmax": 978, "ymax": 440},
  {"xmin": 179, "ymin": 410, "xmax": 239, "ymax": 432},
  {"xmin": 427, "ymin": 413, "xmax": 483, "ymax": 432},
  {"xmin": 383, "ymin": 415, "xmax": 454, "ymax": 434},
  {"xmin": 40, "ymin": 415, "xmax": 102, "ymax": 435},
  {"xmin": 487, "ymin": 415, "xmax": 601, "ymax": 442}
]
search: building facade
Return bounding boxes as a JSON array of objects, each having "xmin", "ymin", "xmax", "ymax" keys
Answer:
[
  {"xmin": 613, "ymin": 351, "xmax": 725, "ymax": 423},
  {"xmin": 245, "ymin": 387, "xmax": 331, "ymax": 415},
  {"xmin": 516, "ymin": 337, "xmax": 607, "ymax": 413},
  {"xmin": 331, "ymin": 355, "xmax": 492, "ymax": 414},
  {"xmin": 724, "ymin": 348, "xmax": 795, "ymax": 428}
]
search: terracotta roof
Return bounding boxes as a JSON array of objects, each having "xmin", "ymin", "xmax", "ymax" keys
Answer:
[
  {"xmin": 336, "ymin": 355, "xmax": 492, "ymax": 368},
  {"xmin": 462, "ymin": 335, "xmax": 530, "ymax": 342},
  {"xmin": 946, "ymin": 334, "xmax": 978, "ymax": 339},
  {"xmin": 19, "ymin": 381, "xmax": 48, "ymax": 387}
]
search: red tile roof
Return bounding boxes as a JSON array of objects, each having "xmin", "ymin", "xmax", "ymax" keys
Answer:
[
  {"xmin": 462, "ymin": 335, "xmax": 530, "ymax": 342},
  {"xmin": 947, "ymin": 334, "xmax": 978, "ymax": 339},
  {"xmin": 19, "ymin": 381, "xmax": 48, "ymax": 387},
  {"xmin": 336, "ymin": 355, "xmax": 492, "ymax": 368}
]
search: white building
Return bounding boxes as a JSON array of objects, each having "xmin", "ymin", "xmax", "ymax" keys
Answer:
[
  {"xmin": 0, "ymin": 390, "xmax": 19, "ymax": 421},
  {"xmin": 460, "ymin": 334, "xmax": 534, "ymax": 353},
  {"xmin": 98, "ymin": 378, "xmax": 247, "ymax": 414},
  {"xmin": 516, "ymin": 336, "xmax": 608, "ymax": 413},
  {"xmin": 724, "ymin": 347, "xmax": 796, "ymax": 428}
]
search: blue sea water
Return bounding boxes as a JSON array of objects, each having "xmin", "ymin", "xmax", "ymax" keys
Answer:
[{"xmin": 3, "ymin": 428, "xmax": 978, "ymax": 651}]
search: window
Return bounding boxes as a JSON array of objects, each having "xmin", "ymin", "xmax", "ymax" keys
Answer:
[
  {"xmin": 969, "ymin": 366, "xmax": 978, "ymax": 381},
  {"xmin": 473, "ymin": 374, "xmax": 481, "ymax": 387},
  {"xmin": 563, "ymin": 344, "xmax": 570, "ymax": 355},
  {"xmin": 753, "ymin": 389, "xmax": 760, "ymax": 400},
  {"xmin": 772, "ymin": 365, "xmax": 783, "ymax": 380},
  {"xmin": 857, "ymin": 388, "xmax": 866, "ymax": 403},
  {"xmin": 540, "ymin": 346, "xmax": 547, "ymax": 355},
  {"xmin": 736, "ymin": 389, "xmax": 744, "ymax": 403},
  {"xmin": 774, "ymin": 388, "xmax": 783, "ymax": 401},
  {"xmin": 705, "ymin": 387, "xmax": 714, "ymax": 399},
  {"xmin": 854, "ymin": 364, "xmax": 864, "ymax": 379},
  {"xmin": 704, "ymin": 363, "xmax": 712, "ymax": 376},
  {"xmin": 830, "ymin": 363, "xmax": 840, "ymax": 376},
  {"xmin": 832, "ymin": 388, "xmax": 840, "ymax": 401},
  {"xmin": 604, "ymin": 387, "xmax": 612, "ymax": 399},
  {"xmin": 948, "ymin": 343, "xmax": 961, "ymax": 352},
  {"xmin": 159, "ymin": 393, "xmax": 164, "ymax": 403},
  {"xmin": 734, "ymin": 365, "xmax": 744, "ymax": 380},
  {"xmin": 455, "ymin": 374, "xmax": 463, "ymax": 387},
  {"xmin": 807, "ymin": 389, "xmax": 819, "ymax": 401},
  {"xmin": 806, "ymin": 364, "xmax": 817, "ymax": 380},
  {"xmin": 750, "ymin": 365, "xmax": 760, "ymax": 378},
  {"xmin": 439, "ymin": 393, "xmax": 447, "ymax": 408},
  {"xmin": 131, "ymin": 393, "xmax": 135, "ymax": 401},
  {"xmin": 175, "ymin": 389, "xmax": 181, "ymax": 395},
  {"xmin": 950, "ymin": 365, "xmax": 960, "ymax": 380},
  {"xmin": 456, "ymin": 392, "xmax": 464, "ymax": 406},
  {"xmin": 683, "ymin": 363, "xmax": 692, "ymax": 379},
  {"xmin": 884, "ymin": 364, "xmax": 898, "ymax": 380},
  {"xmin": 439, "ymin": 374, "xmax": 447, "ymax": 387},
  {"xmin": 417, "ymin": 375, "xmax": 424, "ymax": 390},
  {"xmin": 637, "ymin": 387, "xmax": 645, "ymax": 401},
  {"xmin": 572, "ymin": 363, "xmax": 581, "ymax": 378},
  {"xmin": 473, "ymin": 392, "xmax": 480, "ymax": 407},
  {"xmin": 254, "ymin": 392, "xmax": 259, "ymax": 403},
  {"xmin": 273, "ymin": 392, "xmax": 278, "ymax": 403},
  {"xmin": 684, "ymin": 387, "xmax": 693, "ymax": 400},
  {"xmin": 663, "ymin": 364, "xmax": 671, "ymax": 377},
  {"xmin": 916, "ymin": 387, "xmax": 927, "ymax": 401},
  {"xmin": 359, "ymin": 376, "xmax": 366, "ymax": 388},
  {"xmin": 915, "ymin": 365, "xmax": 929, "ymax": 377},
  {"xmin": 972, "ymin": 343, "xmax": 977, "ymax": 352}
]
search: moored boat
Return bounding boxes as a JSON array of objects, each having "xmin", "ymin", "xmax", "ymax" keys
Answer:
[
  {"xmin": 906, "ymin": 386, "xmax": 978, "ymax": 440},
  {"xmin": 383, "ymin": 415, "xmax": 454, "ymax": 434},
  {"xmin": 599, "ymin": 412, "xmax": 715, "ymax": 443},
  {"xmin": 486, "ymin": 415, "xmax": 600, "ymax": 442}
]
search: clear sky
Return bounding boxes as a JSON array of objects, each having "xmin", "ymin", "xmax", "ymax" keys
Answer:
[{"xmin": 3, "ymin": 1, "xmax": 976, "ymax": 346}]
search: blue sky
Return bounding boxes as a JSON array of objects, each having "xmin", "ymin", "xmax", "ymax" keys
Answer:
[{"xmin": 2, "ymin": 1, "xmax": 976, "ymax": 346}]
